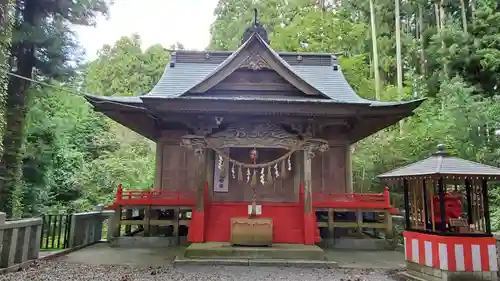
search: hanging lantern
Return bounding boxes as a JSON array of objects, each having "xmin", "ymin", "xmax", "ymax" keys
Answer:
[{"xmin": 249, "ymin": 148, "xmax": 258, "ymax": 161}]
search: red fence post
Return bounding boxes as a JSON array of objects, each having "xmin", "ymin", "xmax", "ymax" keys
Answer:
[
  {"xmin": 384, "ymin": 186, "xmax": 390, "ymax": 208},
  {"xmin": 116, "ymin": 184, "xmax": 123, "ymax": 205},
  {"xmin": 187, "ymin": 182, "xmax": 208, "ymax": 243}
]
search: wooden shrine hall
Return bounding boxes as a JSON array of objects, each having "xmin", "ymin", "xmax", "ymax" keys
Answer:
[{"xmin": 86, "ymin": 15, "xmax": 424, "ymax": 250}]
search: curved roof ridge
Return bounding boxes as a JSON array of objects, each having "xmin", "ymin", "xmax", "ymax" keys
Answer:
[
  {"xmin": 378, "ymin": 153, "xmax": 500, "ymax": 178},
  {"xmin": 179, "ymin": 32, "xmax": 332, "ymax": 99}
]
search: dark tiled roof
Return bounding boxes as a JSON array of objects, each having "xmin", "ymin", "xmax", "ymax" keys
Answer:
[
  {"xmin": 85, "ymin": 94, "xmax": 143, "ymax": 104},
  {"xmin": 145, "ymin": 33, "xmax": 367, "ymax": 104},
  {"xmin": 146, "ymin": 63, "xmax": 368, "ymax": 103},
  {"xmin": 86, "ymin": 32, "xmax": 424, "ymax": 108},
  {"xmin": 143, "ymin": 95, "xmax": 424, "ymax": 106},
  {"xmin": 378, "ymin": 145, "xmax": 500, "ymax": 178}
]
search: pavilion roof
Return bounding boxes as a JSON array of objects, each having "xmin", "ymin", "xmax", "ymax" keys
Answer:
[{"xmin": 377, "ymin": 144, "xmax": 500, "ymax": 179}]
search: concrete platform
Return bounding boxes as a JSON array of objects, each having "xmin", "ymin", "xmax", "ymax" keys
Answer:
[
  {"xmin": 52, "ymin": 243, "xmax": 404, "ymax": 270},
  {"xmin": 325, "ymin": 237, "xmax": 394, "ymax": 250},
  {"xmin": 324, "ymin": 249, "xmax": 405, "ymax": 269},
  {"xmin": 184, "ymin": 242, "xmax": 326, "ymax": 260}
]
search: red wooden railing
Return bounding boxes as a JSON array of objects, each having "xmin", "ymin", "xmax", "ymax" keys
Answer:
[
  {"xmin": 313, "ymin": 187, "xmax": 399, "ymax": 214},
  {"xmin": 109, "ymin": 184, "xmax": 197, "ymax": 207},
  {"xmin": 106, "ymin": 184, "xmax": 398, "ymax": 214}
]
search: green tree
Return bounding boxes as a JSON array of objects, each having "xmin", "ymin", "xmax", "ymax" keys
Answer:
[
  {"xmin": 85, "ymin": 34, "xmax": 169, "ymax": 97},
  {"xmin": 0, "ymin": 0, "xmax": 109, "ymax": 217},
  {"xmin": 78, "ymin": 34, "xmax": 170, "ymax": 208},
  {"xmin": 21, "ymin": 82, "xmax": 116, "ymax": 216}
]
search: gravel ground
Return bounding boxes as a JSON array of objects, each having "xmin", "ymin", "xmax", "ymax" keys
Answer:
[{"xmin": 0, "ymin": 260, "xmax": 401, "ymax": 281}]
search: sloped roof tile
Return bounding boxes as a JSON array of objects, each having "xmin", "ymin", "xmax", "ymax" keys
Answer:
[{"xmin": 378, "ymin": 145, "xmax": 500, "ymax": 178}]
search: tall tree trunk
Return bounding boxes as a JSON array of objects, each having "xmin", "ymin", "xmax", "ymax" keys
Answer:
[
  {"xmin": 369, "ymin": 0, "xmax": 381, "ymax": 100},
  {"xmin": 418, "ymin": 4, "xmax": 426, "ymax": 76},
  {"xmin": 0, "ymin": 0, "xmax": 9, "ymax": 29},
  {"xmin": 439, "ymin": 0, "xmax": 445, "ymax": 31},
  {"xmin": 460, "ymin": 0, "xmax": 467, "ymax": 32},
  {"xmin": 395, "ymin": 0, "xmax": 404, "ymax": 134},
  {"xmin": 470, "ymin": 0, "xmax": 475, "ymax": 20},
  {"xmin": 0, "ymin": 0, "xmax": 8, "ymax": 23},
  {"xmin": 0, "ymin": 0, "xmax": 12, "ymax": 79},
  {"xmin": 0, "ymin": 0, "xmax": 12, "ymax": 100},
  {"xmin": 439, "ymin": 0, "xmax": 449, "ymax": 75},
  {"xmin": 434, "ymin": 2, "xmax": 441, "ymax": 31},
  {"xmin": 0, "ymin": 0, "xmax": 36, "ymax": 217}
]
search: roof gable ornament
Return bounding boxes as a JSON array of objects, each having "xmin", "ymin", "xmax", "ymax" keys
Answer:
[
  {"xmin": 242, "ymin": 9, "xmax": 270, "ymax": 45},
  {"xmin": 239, "ymin": 53, "xmax": 271, "ymax": 71},
  {"xmin": 433, "ymin": 143, "xmax": 450, "ymax": 157}
]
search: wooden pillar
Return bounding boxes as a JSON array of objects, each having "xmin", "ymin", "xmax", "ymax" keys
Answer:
[
  {"xmin": 144, "ymin": 206, "xmax": 151, "ymax": 237},
  {"xmin": 187, "ymin": 148, "xmax": 207, "ymax": 243},
  {"xmin": 438, "ymin": 177, "xmax": 446, "ymax": 231},
  {"xmin": 154, "ymin": 142, "xmax": 163, "ymax": 189},
  {"xmin": 481, "ymin": 179, "xmax": 491, "ymax": 234},
  {"xmin": 196, "ymin": 150, "xmax": 207, "ymax": 213},
  {"xmin": 422, "ymin": 179, "xmax": 429, "ymax": 230},
  {"xmin": 327, "ymin": 208, "xmax": 334, "ymax": 245},
  {"xmin": 303, "ymin": 149, "xmax": 316, "ymax": 245},
  {"xmin": 124, "ymin": 209, "xmax": 132, "ymax": 235},
  {"xmin": 150, "ymin": 209, "xmax": 159, "ymax": 236},
  {"xmin": 465, "ymin": 178, "xmax": 473, "ymax": 225},
  {"xmin": 345, "ymin": 145, "xmax": 353, "ymax": 193},
  {"xmin": 384, "ymin": 209, "xmax": 393, "ymax": 238},
  {"xmin": 356, "ymin": 209, "xmax": 363, "ymax": 237},
  {"xmin": 304, "ymin": 150, "xmax": 313, "ymax": 214},
  {"xmin": 173, "ymin": 208, "xmax": 180, "ymax": 245},
  {"xmin": 403, "ymin": 179, "xmax": 411, "ymax": 230}
]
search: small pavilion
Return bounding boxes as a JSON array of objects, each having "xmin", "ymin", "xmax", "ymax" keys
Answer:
[{"xmin": 378, "ymin": 144, "xmax": 499, "ymax": 281}]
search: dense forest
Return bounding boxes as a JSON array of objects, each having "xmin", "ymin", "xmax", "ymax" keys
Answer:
[{"xmin": 0, "ymin": 0, "xmax": 499, "ymax": 231}]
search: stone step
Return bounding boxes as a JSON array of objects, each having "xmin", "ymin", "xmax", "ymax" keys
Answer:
[
  {"xmin": 184, "ymin": 242, "xmax": 326, "ymax": 260},
  {"xmin": 173, "ymin": 256, "xmax": 339, "ymax": 268}
]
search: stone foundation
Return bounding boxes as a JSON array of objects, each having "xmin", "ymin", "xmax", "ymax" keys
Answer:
[{"xmin": 406, "ymin": 261, "xmax": 498, "ymax": 281}]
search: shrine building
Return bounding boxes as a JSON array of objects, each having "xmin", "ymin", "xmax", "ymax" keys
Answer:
[{"xmin": 85, "ymin": 18, "xmax": 424, "ymax": 248}]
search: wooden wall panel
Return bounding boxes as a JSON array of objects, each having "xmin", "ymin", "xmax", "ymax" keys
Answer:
[
  {"xmin": 311, "ymin": 146, "xmax": 347, "ymax": 194},
  {"xmin": 208, "ymin": 69, "xmax": 302, "ymax": 94},
  {"xmin": 154, "ymin": 141, "xmax": 163, "ymax": 189},
  {"xmin": 160, "ymin": 145, "xmax": 197, "ymax": 190},
  {"xmin": 211, "ymin": 148, "xmax": 297, "ymax": 202}
]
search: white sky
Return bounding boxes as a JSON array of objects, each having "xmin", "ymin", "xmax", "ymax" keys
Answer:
[{"xmin": 73, "ymin": 0, "xmax": 219, "ymax": 60}]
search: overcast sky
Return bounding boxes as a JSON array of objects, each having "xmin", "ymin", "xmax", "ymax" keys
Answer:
[{"xmin": 73, "ymin": 0, "xmax": 219, "ymax": 60}]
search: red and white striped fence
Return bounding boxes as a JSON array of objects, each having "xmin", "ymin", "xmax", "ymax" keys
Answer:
[{"xmin": 403, "ymin": 231, "xmax": 498, "ymax": 272}]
